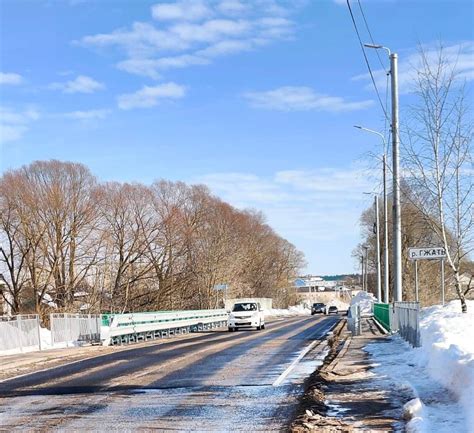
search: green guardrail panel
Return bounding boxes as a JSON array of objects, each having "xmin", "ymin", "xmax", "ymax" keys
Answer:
[{"xmin": 373, "ymin": 303, "xmax": 390, "ymax": 331}]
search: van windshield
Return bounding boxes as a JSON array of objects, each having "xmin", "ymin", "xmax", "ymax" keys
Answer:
[{"xmin": 232, "ymin": 303, "xmax": 257, "ymax": 312}]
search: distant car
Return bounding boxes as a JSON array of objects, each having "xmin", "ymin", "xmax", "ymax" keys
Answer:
[
  {"xmin": 228, "ymin": 302, "xmax": 265, "ymax": 331},
  {"xmin": 311, "ymin": 303, "xmax": 326, "ymax": 315},
  {"xmin": 327, "ymin": 306, "xmax": 339, "ymax": 315}
]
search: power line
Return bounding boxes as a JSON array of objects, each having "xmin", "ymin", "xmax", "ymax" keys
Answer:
[
  {"xmin": 357, "ymin": 0, "xmax": 387, "ymax": 73},
  {"xmin": 346, "ymin": 0, "xmax": 389, "ymax": 121}
]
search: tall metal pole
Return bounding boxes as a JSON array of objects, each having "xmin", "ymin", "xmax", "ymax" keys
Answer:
[
  {"xmin": 363, "ymin": 246, "xmax": 369, "ymax": 292},
  {"xmin": 414, "ymin": 260, "xmax": 419, "ymax": 302},
  {"xmin": 441, "ymin": 260, "xmax": 445, "ymax": 306},
  {"xmin": 360, "ymin": 255, "xmax": 364, "ymax": 290},
  {"xmin": 390, "ymin": 52, "xmax": 403, "ymax": 302},
  {"xmin": 383, "ymin": 154, "xmax": 390, "ymax": 303},
  {"xmin": 375, "ymin": 196, "xmax": 382, "ymax": 302}
]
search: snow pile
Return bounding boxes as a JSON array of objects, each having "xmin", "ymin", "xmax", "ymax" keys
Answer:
[
  {"xmin": 403, "ymin": 398, "xmax": 426, "ymax": 433},
  {"xmin": 366, "ymin": 299, "xmax": 474, "ymax": 432},
  {"xmin": 265, "ymin": 304, "xmax": 311, "ymax": 317},
  {"xmin": 350, "ymin": 291, "xmax": 377, "ymax": 315},
  {"xmin": 417, "ymin": 300, "xmax": 474, "ymax": 430}
]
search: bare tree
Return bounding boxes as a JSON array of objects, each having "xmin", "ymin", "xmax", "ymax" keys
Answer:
[{"xmin": 403, "ymin": 45, "xmax": 474, "ymax": 312}]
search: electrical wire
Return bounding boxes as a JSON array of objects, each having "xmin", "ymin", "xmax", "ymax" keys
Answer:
[
  {"xmin": 357, "ymin": 0, "xmax": 387, "ymax": 73},
  {"xmin": 346, "ymin": 0, "xmax": 389, "ymax": 121}
]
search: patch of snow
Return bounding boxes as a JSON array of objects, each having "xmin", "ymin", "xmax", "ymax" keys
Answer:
[
  {"xmin": 365, "ymin": 299, "xmax": 474, "ymax": 433},
  {"xmin": 350, "ymin": 291, "xmax": 377, "ymax": 315},
  {"xmin": 265, "ymin": 304, "xmax": 311, "ymax": 317},
  {"xmin": 403, "ymin": 398, "xmax": 426, "ymax": 433}
]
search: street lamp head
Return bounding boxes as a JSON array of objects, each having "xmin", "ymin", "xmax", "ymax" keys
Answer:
[
  {"xmin": 364, "ymin": 43, "xmax": 391, "ymax": 56},
  {"xmin": 364, "ymin": 43, "xmax": 383, "ymax": 49},
  {"xmin": 353, "ymin": 125, "xmax": 362, "ymax": 129}
]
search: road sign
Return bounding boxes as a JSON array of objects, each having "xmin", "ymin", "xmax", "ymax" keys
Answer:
[
  {"xmin": 408, "ymin": 247, "xmax": 447, "ymax": 261},
  {"xmin": 213, "ymin": 284, "xmax": 228, "ymax": 291}
]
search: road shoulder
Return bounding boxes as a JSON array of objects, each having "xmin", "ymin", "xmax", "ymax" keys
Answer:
[{"xmin": 291, "ymin": 318, "xmax": 411, "ymax": 432}]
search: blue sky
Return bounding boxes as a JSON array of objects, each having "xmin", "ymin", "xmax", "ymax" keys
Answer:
[{"xmin": 1, "ymin": 0, "xmax": 473, "ymax": 274}]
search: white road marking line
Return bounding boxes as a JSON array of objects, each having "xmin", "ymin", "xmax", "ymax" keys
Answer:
[{"xmin": 271, "ymin": 320, "xmax": 337, "ymax": 387}]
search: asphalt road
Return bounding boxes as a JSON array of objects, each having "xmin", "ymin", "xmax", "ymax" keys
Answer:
[{"xmin": 0, "ymin": 314, "xmax": 340, "ymax": 432}]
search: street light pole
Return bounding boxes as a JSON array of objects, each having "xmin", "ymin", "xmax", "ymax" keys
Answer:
[
  {"xmin": 390, "ymin": 52, "xmax": 402, "ymax": 302},
  {"xmin": 374, "ymin": 196, "xmax": 382, "ymax": 302},
  {"xmin": 382, "ymin": 153, "xmax": 389, "ymax": 303},
  {"xmin": 364, "ymin": 43, "xmax": 402, "ymax": 302},
  {"xmin": 363, "ymin": 245, "xmax": 369, "ymax": 292},
  {"xmin": 354, "ymin": 126, "xmax": 390, "ymax": 303}
]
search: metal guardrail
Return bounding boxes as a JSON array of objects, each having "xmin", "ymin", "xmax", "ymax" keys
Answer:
[
  {"xmin": 391, "ymin": 302, "xmax": 421, "ymax": 347},
  {"xmin": 102, "ymin": 309, "xmax": 229, "ymax": 346},
  {"xmin": 347, "ymin": 305, "xmax": 361, "ymax": 336},
  {"xmin": 50, "ymin": 313, "xmax": 101, "ymax": 346},
  {"xmin": 0, "ymin": 314, "xmax": 41, "ymax": 352},
  {"xmin": 373, "ymin": 303, "xmax": 390, "ymax": 331}
]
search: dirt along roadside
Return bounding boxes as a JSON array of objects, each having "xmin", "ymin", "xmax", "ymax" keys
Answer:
[{"xmin": 291, "ymin": 317, "xmax": 412, "ymax": 432}]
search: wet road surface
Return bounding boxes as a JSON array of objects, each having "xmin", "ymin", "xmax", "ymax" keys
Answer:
[{"xmin": 0, "ymin": 315, "xmax": 339, "ymax": 432}]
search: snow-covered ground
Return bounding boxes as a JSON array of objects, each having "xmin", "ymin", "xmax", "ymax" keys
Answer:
[
  {"xmin": 366, "ymin": 300, "xmax": 474, "ymax": 433},
  {"xmin": 265, "ymin": 304, "xmax": 312, "ymax": 317}
]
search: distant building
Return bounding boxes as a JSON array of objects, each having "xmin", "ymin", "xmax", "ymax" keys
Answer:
[{"xmin": 294, "ymin": 275, "xmax": 338, "ymax": 294}]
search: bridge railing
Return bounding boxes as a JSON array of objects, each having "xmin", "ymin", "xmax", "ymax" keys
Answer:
[
  {"xmin": 391, "ymin": 302, "xmax": 421, "ymax": 348},
  {"xmin": 373, "ymin": 303, "xmax": 390, "ymax": 332},
  {"xmin": 347, "ymin": 305, "xmax": 361, "ymax": 336},
  {"xmin": 50, "ymin": 313, "xmax": 101, "ymax": 346},
  {"xmin": 0, "ymin": 314, "xmax": 41, "ymax": 353},
  {"xmin": 102, "ymin": 309, "xmax": 229, "ymax": 346}
]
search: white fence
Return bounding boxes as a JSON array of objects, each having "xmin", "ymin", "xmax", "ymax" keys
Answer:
[
  {"xmin": 0, "ymin": 315, "xmax": 41, "ymax": 353},
  {"xmin": 391, "ymin": 302, "xmax": 421, "ymax": 347},
  {"xmin": 50, "ymin": 313, "xmax": 101, "ymax": 346}
]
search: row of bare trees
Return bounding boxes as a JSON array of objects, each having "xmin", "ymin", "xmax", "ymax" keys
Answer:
[
  {"xmin": 354, "ymin": 46, "xmax": 473, "ymax": 312},
  {"xmin": 0, "ymin": 161, "xmax": 305, "ymax": 316}
]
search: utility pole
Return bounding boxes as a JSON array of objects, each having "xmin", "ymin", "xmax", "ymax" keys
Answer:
[
  {"xmin": 363, "ymin": 245, "xmax": 369, "ymax": 292},
  {"xmin": 383, "ymin": 154, "xmax": 390, "ymax": 303},
  {"xmin": 353, "ymin": 126, "xmax": 390, "ymax": 303},
  {"xmin": 363, "ymin": 43, "xmax": 402, "ymax": 302},
  {"xmin": 375, "ymin": 196, "xmax": 382, "ymax": 302},
  {"xmin": 360, "ymin": 255, "xmax": 364, "ymax": 291},
  {"xmin": 390, "ymin": 52, "xmax": 402, "ymax": 302}
]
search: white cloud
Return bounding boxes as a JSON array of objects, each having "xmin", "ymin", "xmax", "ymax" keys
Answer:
[
  {"xmin": 196, "ymin": 166, "xmax": 376, "ymax": 272},
  {"xmin": 50, "ymin": 75, "xmax": 105, "ymax": 94},
  {"xmin": 0, "ymin": 106, "xmax": 39, "ymax": 144},
  {"xmin": 244, "ymin": 86, "xmax": 374, "ymax": 112},
  {"xmin": 63, "ymin": 109, "xmax": 111, "ymax": 120},
  {"xmin": 353, "ymin": 41, "xmax": 474, "ymax": 94},
  {"xmin": 0, "ymin": 72, "xmax": 23, "ymax": 85},
  {"xmin": 151, "ymin": 0, "xmax": 213, "ymax": 22},
  {"xmin": 217, "ymin": 0, "xmax": 249, "ymax": 15},
  {"xmin": 79, "ymin": 1, "xmax": 303, "ymax": 79},
  {"xmin": 117, "ymin": 82, "xmax": 186, "ymax": 110}
]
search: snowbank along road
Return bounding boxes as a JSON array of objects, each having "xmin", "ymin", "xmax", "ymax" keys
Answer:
[{"xmin": 0, "ymin": 315, "xmax": 340, "ymax": 432}]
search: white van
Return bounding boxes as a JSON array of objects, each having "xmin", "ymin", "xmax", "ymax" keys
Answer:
[{"xmin": 228, "ymin": 302, "xmax": 265, "ymax": 331}]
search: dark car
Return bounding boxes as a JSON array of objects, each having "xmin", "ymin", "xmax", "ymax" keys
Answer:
[
  {"xmin": 327, "ymin": 306, "xmax": 339, "ymax": 315},
  {"xmin": 311, "ymin": 303, "xmax": 326, "ymax": 315}
]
